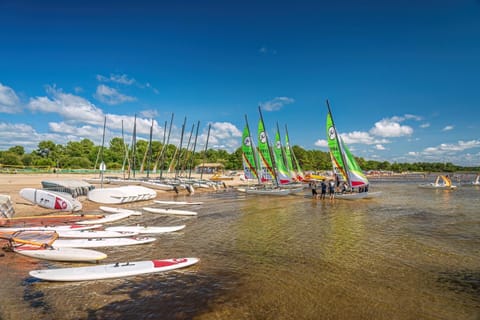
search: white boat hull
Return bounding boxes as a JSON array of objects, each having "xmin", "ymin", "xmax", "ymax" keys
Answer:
[
  {"xmin": 335, "ymin": 191, "xmax": 382, "ymax": 200},
  {"xmin": 418, "ymin": 184, "xmax": 457, "ymax": 190}
]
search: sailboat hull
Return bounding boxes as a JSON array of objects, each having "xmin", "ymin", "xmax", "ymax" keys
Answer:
[{"xmin": 335, "ymin": 191, "xmax": 382, "ymax": 200}]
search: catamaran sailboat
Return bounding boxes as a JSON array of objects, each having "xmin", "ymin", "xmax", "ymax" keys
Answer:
[{"xmin": 325, "ymin": 100, "xmax": 381, "ymax": 200}]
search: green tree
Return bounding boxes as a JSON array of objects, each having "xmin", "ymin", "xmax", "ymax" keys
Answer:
[{"xmin": 8, "ymin": 145, "xmax": 25, "ymax": 155}]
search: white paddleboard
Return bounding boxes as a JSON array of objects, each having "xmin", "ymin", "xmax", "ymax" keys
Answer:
[
  {"xmin": 0, "ymin": 224, "xmax": 103, "ymax": 233},
  {"xmin": 52, "ymin": 237, "xmax": 156, "ymax": 248},
  {"xmin": 15, "ymin": 245, "xmax": 107, "ymax": 262},
  {"xmin": 57, "ymin": 230, "xmax": 139, "ymax": 238},
  {"xmin": 29, "ymin": 257, "xmax": 199, "ymax": 281},
  {"xmin": 105, "ymin": 225, "xmax": 186, "ymax": 234},
  {"xmin": 77, "ymin": 212, "xmax": 132, "ymax": 225},
  {"xmin": 153, "ymin": 200, "xmax": 203, "ymax": 205},
  {"xmin": 99, "ymin": 206, "xmax": 142, "ymax": 216},
  {"xmin": 19, "ymin": 188, "xmax": 82, "ymax": 211},
  {"xmin": 143, "ymin": 207, "xmax": 198, "ymax": 216}
]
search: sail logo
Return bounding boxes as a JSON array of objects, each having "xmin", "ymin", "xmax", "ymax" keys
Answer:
[
  {"xmin": 259, "ymin": 131, "xmax": 267, "ymax": 143},
  {"xmin": 276, "ymin": 141, "xmax": 281, "ymax": 149},
  {"xmin": 244, "ymin": 136, "xmax": 251, "ymax": 146},
  {"xmin": 54, "ymin": 198, "xmax": 68, "ymax": 209},
  {"xmin": 328, "ymin": 126, "xmax": 336, "ymax": 140}
]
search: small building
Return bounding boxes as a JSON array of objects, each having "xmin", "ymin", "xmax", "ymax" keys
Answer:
[{"xmin": 195, "ymin": 163, "xmax": 225, "ymax": 174}]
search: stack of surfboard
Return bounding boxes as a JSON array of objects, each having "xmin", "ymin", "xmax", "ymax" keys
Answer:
[
  {"xmin": 0, "ymin": 194, "xmax": 15, "ymax": 218},
  {"xmin": 41, "ymin": 179, "xmax": 95, "ymax": 197},
  {"xmin": 87, "ymin": 186, "xmax": 157, "ymax": 204}
]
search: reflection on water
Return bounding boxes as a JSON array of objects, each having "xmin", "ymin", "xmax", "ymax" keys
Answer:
[{"xmin": 0, "ymin": 181, "xmax": 479, "ymax": 319}]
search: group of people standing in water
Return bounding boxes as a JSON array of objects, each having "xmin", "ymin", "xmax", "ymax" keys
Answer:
[{"xmin": 309, "ymin": 180, "xmax": 336, "ymax": 200}]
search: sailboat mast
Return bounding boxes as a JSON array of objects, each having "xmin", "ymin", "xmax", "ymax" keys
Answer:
[
  {"xmin": 200, "ymin": 123, "xmax": 211, "ymax": 180},
  {"xmin": 326, "ymin": 99, "xmax": 351, "ymax": 188},
  {"xmin": 159, "ymin": 113, "xmax": 174, "ymax": 179},
  {"xmin": 131, "ymin": 114, "xmax": 137, "ymax": 179},
  {"xmin": 285, "ymin": 124, "xmax": 303, "ymax": 178},
  {"xmin": 188, "ymin": 121, "xmax": 200, "ymax": 179},
  {"xmin": 175, "ymin": 116, "xmax": 187, "ymax": 179},
  {"xmin": 180, "ymin": 123, "xmax": 195, "ymax": 174},
  {"xmin": 276, "ymin": 121, "xmax": 288, "ymax": 168},
  {"xmin": 152, "ymin": 120, "xmax": 167, "ymax": 173},
  {"xmin": 94, "ymin": 116, "xmax": 107, "ymax": 171},
  {"xmin": 146, "ymin": 119, "xmax": 154, "ymax": 178},
  {"xmin": 258, "ymin": 105, "xmax": 279, "ymax": 186}
]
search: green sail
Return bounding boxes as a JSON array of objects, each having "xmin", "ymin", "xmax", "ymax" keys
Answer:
[
  {"xmin": 257, "ymin": 119, "xmax": 275, "ymax": 181},
  {"xmin": 274, "ymin": 129, "xmax": 291, "ymax": 184},
  {"xmin": 326, "ymin": 110, "xmax": 347, "ymax": 181},
  {"xmin": 284, "ymin": 131, "xmax": 295, "ymax": 176},
  {"xmin": 241, "ymin": 125, "xmax": 258, "ymax": 180}
]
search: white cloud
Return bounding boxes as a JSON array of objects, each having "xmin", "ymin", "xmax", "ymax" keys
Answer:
[
  {"xmin": 423, "ymin": 140, "xmax": 480, "ymax": 154},
  {"xmin": 260, "ymin": 97, "xmax": 295, "ymax": 111},
  {"xmin": 0, "ymin": 83, "xmax": 21, "ymax": 114},
  {"xmin": 442, "ymin": 125, "xmax": 454, "ymax": 131},
  {"xmin": 28, "ymin": 86, "xmax": 104, "ymax": 124},
  {"xmin": 195, "ymin": 122, "xmax": 242, "ymax": 152},
  {"xmin": 94, "ymin": 84, "xmax": 136, "ymax": 105},
  {"xmin": 0, "ymin": 122, "xmax": 67, "ymax": 150},
  {"xmin": 375, "ymin": 144, "xmax": 386, "ymax": 150},
  {"xmin": 342, "ymin": 131, "xmax": 377, "ymax": 145},
  {"xmin": 139, "ymin": 109, "xmax": 158, "ymax": 118},
  {"xmin": 420, "ymin": 123, "xmax": 430, "ymax": 128},
  {"xmin": 404, "ymin": 114, "xmax": 422, "ymax": 121},
  {"xmin": 369, "ymin": 118, "xmax": 413, "ymax": 137},
  {"xmin": 259, "ymin": 46, "xmax": 277, "ymax": 55},
  {"xmin": 96, "ymin": 73, "xmax": 136, "ymax": 85},
  {"xmin": 314, "ymin": 139, "xmax": 328, "ymax": 148}
]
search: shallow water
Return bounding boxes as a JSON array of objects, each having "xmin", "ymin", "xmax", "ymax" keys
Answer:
[{"xmin": 1, "ymin": 181, "xmax": 479, "ymax": 319}]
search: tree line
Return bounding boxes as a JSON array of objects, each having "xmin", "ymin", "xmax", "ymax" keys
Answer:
[{"xmin": 0, "ymin": 138, "xmax": 478, "ymax": 173}]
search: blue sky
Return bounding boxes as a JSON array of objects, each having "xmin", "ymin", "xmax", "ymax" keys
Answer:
[{"xmin": 1, "ymin": 0, "xmax": 479, "ymax": 166}]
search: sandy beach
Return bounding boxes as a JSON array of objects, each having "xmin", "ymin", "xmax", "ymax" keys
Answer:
[{"xmin": 0, "ymin": 172, "xmax": 243, "ymax": 218}]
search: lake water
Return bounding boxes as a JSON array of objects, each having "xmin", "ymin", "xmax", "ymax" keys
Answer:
[{"xmin": 1, "ymin": 179, "xmax": 479, "ymax": 319}]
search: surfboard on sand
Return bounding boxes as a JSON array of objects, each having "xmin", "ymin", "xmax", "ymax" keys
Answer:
[
  {"xmin": 99, "ymin": 206, "xmax": 142, "ymax": 216},
  {"xmin": 0, "ymin": 214, "xmax": 104, "ymax": 228},
  {"xmin": 52, "ymin": 236, "xmax": 156, "ymax": 248},
  {"xmin": 77, "ymin": 212, "xmax": 132, "ymax": 225},
  {"xmin": 20, "ymin": 188, "xmax": 82, "ymax": 211},
  {"xmin": 104, "ymin": 225, "xmax": 185, "ymax": 234},
  {"xmin": 29, "ymin": 257, "xmax": 199, "ymax": 281},
  {"xmin": 14, "ymin": 245, "xmax": 107, "ymax": 262},
  {"xmin": 57, "ymin": 230, "xmax": 139, "ymax": 238},
  {"xmin": 0, "ymin": 224, "xmax": 103, "ymax": 233},
  {"xmin": 153, "ymin": 200, "xmax": 203, "ymax": 205},
  {"xmin": 143, "ymin": 207, "xmax": 198, "ymax": 216}
]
